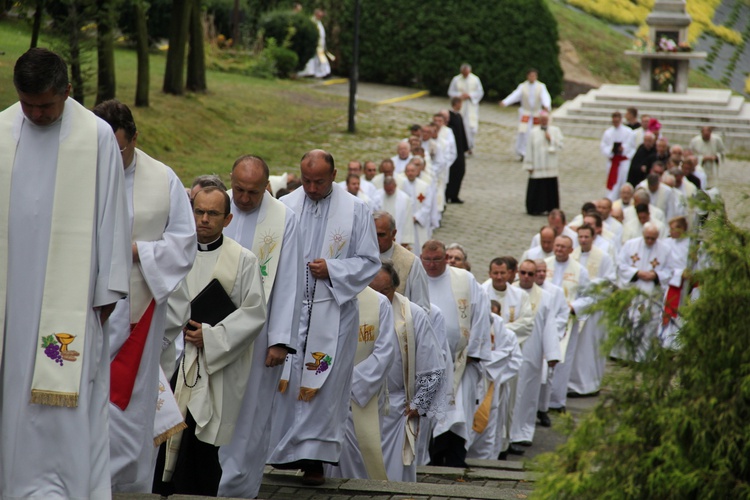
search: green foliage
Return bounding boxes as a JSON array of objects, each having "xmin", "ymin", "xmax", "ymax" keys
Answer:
[
  {"xmin": 259, "ymin": 9, "xmax": 317, "ymax": 70},
  {"xmin": 533, "ymin": 199, "xmax": 750, "ymax": 499},
  {"xmin": 265, "ymin": 41, "xmax": 299, "ymax": 77},
  {"xmin": 335, "ymin": 0, "xmax": 563, "ymax": 100}
]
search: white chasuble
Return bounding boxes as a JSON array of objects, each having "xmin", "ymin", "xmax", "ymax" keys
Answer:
[{"xmin": 0, "ymin": 101, "xmax": 96, "ymax": 407}]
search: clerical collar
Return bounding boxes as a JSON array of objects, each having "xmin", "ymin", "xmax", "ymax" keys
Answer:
[{"xmin": 198, "ymin": 234, "xmax": 223, "ymax": 252}]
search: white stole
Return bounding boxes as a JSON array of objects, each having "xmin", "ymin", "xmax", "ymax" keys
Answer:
[
  {"xmin": 251, "ymin": 191, "xmax": 286, "ymax": 300},
  {"xmin": 545, "ymin": 258, "xmax": 583, "ymax": 362},
  {"xmin": 448, "ymin": 267, "xmax": 472, "ymax": 398},
  {"xmin": 286, "ymin": 186, "xmax": 355, "ymax": 401},
  {"xmin": 130, "ymin": 149, "xmax": 170, "ymax": 323},
  {"xmin": 573, "ymin": 247, "xmax": 604, "ymax": 279},
  {"xmin": 0, "ymin": 100, "xmax": 97, "ymax": 408},
  {"xmin": 351, "ymin": 287, "xmax": 387, "ymax": 480},
  {"xmin": 392, "ymin": 293, "xmax": 417, "ymax": 466},
  {"xmin": 165, "ymin": 237, "xmax": 244, "ymax": 482}
]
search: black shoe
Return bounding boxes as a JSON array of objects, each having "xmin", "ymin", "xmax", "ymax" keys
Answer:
[
  {"xmin": 537, "ymin": 411, "xmax": 551, "ymax": 427},
  {"xmin": 507, "ymin": 443, "xmax": 526, "ymax": 455},
  {"xmin": 513, "ymin": 440, "xmax": 533, "ymax": 447},
  {"xmin": 452, "ymin": 198, "xmax": 464, "ymax": 204},
  {"xmin": 548, "ymin": 406, "xmax": 566, "ymax": 414},
  {"xmin": 497, "ymin": 451, "xmax": 508, "ymax": 460}
]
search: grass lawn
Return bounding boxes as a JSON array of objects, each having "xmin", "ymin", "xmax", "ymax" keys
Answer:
[{"xmin": 0, "ymin": 18, "xmax": 379, "ymax": 184}]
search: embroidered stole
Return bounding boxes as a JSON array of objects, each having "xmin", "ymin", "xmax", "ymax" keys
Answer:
[
  {"xmin": 390, "ymin": 244, "xmax": 416, "ymax": 296},
  {"xmin": 350, "ymin": 287, "xmax": 387, "ymax": 480},
  {"xmin": 251, "ymin": 191, "xmax": 286, "ymax": 300},
  {"xmin": 110, "ymin": 150, "xmax": 170, "ymax": 410},
  {"xmin": 153, "ymin": 366, "xmax": 187, "ymax": 446},
  {"xmin": 448, "ymin": 267, "xmax": 472, "ymax": 399},
  {"xmin": 545, "ymin": 258, "xmax": 583, "ymax": 363},
  {"xmin": 284, "ymin": 185, "xmax": 355, "ymax": 401},
  {"xmin": 519, "ymin": 83, "xmax": 544, "ymax": 131},
  {"xmin": 393, "ymin": 293, "xmax": 418, "ymax": 466},
  {"xmin": 164, "ymin": 237, "xmax": 244, "ymax": 482},
  {"xmin": 0, "ymin": 100, "xmax": 97, "ymax": 407},
  {"xmin": 572, "ymin": 247, "xmax": 604, "ymax": 279}
]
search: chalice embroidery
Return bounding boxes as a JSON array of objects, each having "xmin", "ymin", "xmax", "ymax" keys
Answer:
[
  {"xmin": 328, "ymin": 229, "xmax": 348, "ymax": 259},
  {"xmin": 305, "ymin": 352, "xmax": 332, "ymax": 375},
  {"xmin": 41, "ymin": 333, "xmax": 80, "ymax": 366}
]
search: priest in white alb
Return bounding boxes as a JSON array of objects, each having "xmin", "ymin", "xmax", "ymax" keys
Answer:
[
  {"xmin": 422, "ymin": 240, "xmax": 491, "ymax": 467},
  {"xmin": 500, "ymin": 68, "xmax": 551, "ymax": 160},
  {"xmin": 268, "ymin": 150, "xmax": 381, "ymax": 486},
  {"xmin": 0, "ymin": 48, "xmax": 131, "ymax": 499},
  {"xmin": 92, "ymin": 99, "xmax": 197, "ymax": 493},
  {"xmin": 615, "ymin": 223, "xmax": 673, "ymax": 361},
  {"xmin": 370, "ymin": 263, "xmax": 446, "ymax": 481},
  {"xmin": 374, "ymin": 211, "xmax": 430, "ymax": 312},
  {"xmin": 567, "ymin": 224, "xmax": 615, "ymax": 396},
  {"xmin": 374, "ymin": 176, "xmax": 415, "ymax": 249},
  {"xmin": 326, "ymin": 285, "xmax": 396, "ymax": 480},
  {"xmin": 391, "ymin": 140, "xmax": 413, "ymax": 174},
  {"xmin": 218, "ymin": 155, "xmax": 303, "ymax": 499},
  {"xmin": 601, "ymin": 111, "xmax": 636, "ymax": 201},
  {"xmin": 399, "ymin": 160, "xmax": 432, "ymax": 251},
  {"xmin": 159, "ymin": 187, "xmax": 267, "ymax": 495},
  {"xmin": 448, "ymin": 63, "xmax": 484, "ymax": 151},
  {"xmin": 689, "ymin": 126, "xmax": 725, "ymax": 189}
]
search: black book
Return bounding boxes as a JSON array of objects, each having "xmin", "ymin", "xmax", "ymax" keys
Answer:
[{"xmin": 190, "ymin": 278, "xmax": 237, "ymax": 327}]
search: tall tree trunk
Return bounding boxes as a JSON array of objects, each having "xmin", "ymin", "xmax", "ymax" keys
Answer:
[
  {"xmin": 134, "ymin": 0, "xmax": 150, "ymax": 107},
  {"xmin": 231, "ymin": 0, "xmax": 240, "ymax": 47},
  {"xmin": 186, "ymin": 0, "xmax": 206, "ymax": 92},
  {"xmin": 69, "ymin": 1, "xmax": 85, "ymax": 104},
  {"xmin": 30, "ymin": 0, "xmax": 44, "ymax": 48},
  {"xmin": 163, "ymin": 0, "xmax": 191, "ymax": 95},
  {"xmin": 95, "ymin": 0, "xmax": 116, "ymax": 104}
]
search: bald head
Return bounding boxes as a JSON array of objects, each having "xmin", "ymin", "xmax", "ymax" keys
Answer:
[
  {"xmin": 300, "ymin": 149, "xmax": 337, "ymax": 201},
  {"xmin": 230, "ymin": 155, "xmax": 270, "ymax": 212},
  {"xmin": 642, "ymin": 223, "xmax": 659, "ymax": 246}
]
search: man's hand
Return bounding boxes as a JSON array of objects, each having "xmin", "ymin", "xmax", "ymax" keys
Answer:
[
  {"xmin": 545, "ymin": 131, "xmax": 551, "ymax": 142},
  {"xmin": 637, "ymin": 270, "xmax": 656, "ymax": 282},
  {"xmin": 184, "ymin": 320, "xmax": 204, "ymax": 349},
  {"xmin": 461, "ymin": 92, "xmax": 470, "ymax": 100},
  {"xmin": 132, "ymin": 243, "xmax": 140, "ymax": 263},
  {"xmin": 96, "ymin": 303, "xmax": 117, "ymax": 325},
  {"xmin": 499, "ymin": 101, "xmax": 507, "ymax": 107},
  {"xmin": 308, "ymin": 259, "xmax": 330, "ymax": 280},
  {"xmin": 405, "ymin": 407, "xmax": 420, "ymax": 420},
  {"xmin": 266, "ymin": 345, "xmax": 289, "ymax": 367}
]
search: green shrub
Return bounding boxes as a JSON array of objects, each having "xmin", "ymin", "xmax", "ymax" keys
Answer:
[
  {"xmin": 335, "ymin": 0, "xmax": 563, "ymax": 100},
  {"xmin": 266, "ymin": 40, "xmax": 299, "ymax": 77},
  {"xmin": 259, "ymin": 9, "xmax": 317, "ymax": 70},
  {"xmin": 533, "ymin": 197, "xmax": 750, "ymax": 499}
]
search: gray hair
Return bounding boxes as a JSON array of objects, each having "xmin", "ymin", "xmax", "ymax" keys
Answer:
[
  {"xmin": 380, "ymin": 260, "xmax": 401, "ymax": 289},
  {"xmin": 191, "ymin": 174, "xmax": 227, "ymax": 190},
  {"xmin": 447, "ymin": 242, "xmax": 468, "ymax": 260},
  {"xmin": 460, "ymin": 63, "xmax": 471, "ymax": 72},
  {"xmin": 373, "ymin": 210, "xmax": 395, "ymax": 231}
]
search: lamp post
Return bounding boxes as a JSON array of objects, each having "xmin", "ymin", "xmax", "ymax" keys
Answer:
[{"xmin": 348, "ymin": 0, "xmax": 360, "ymax": 133}]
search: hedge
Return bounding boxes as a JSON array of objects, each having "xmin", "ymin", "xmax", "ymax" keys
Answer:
[{"xmin": 334, "ymin": 0, "xmax": 563, "ymax": 100}]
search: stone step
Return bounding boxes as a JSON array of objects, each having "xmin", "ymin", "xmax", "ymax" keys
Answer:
[
  {"xmin": 553, "ymin": 113, "xmax": 750, "ymax": 134},
  {"xmin": 591, "ymin": 84, "xmax": 733, "ymax": 106},
  {"xmin": 577, "ymin": 95, "xmax": 746, "ymax": 116}
]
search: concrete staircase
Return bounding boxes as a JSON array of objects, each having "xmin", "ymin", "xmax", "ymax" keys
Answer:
[{"xmin": 553, "ymin": 84, "xmax": 750, "ymax": 149}]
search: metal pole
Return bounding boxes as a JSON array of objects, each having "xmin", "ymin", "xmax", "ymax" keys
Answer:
[{"xmin": 348, "ymin": 0, "xmax": 360, "ymax": 133}]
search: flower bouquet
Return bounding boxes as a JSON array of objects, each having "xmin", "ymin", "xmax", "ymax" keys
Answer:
[
  {"xmin": 657, "ymin": 36, "xmax": 678, "ymax": 52},
  {"xmin": 653, "ymin": 63, "xmax": 675, "ymax": 91}
]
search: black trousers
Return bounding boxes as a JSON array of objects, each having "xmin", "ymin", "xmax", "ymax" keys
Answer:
[
  {"xmin": 429, "ymin": 430, "xmax": 468, "ymax": 468},
  {"xmin": 445, "ymin": 158, "xmax": 466, "ymax": 201}
]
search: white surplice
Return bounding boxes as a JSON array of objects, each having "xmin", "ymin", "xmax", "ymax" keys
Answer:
[
  {"xmin": 524, "ymin": 125, "xmax": 563, "ymax": 178},
  {"xmin": 391, "ymin": 154, "xmax": 413, "ymax": 175},
  {"xmin": 600, "ymin": 125, "xmax": 636, "ymax": 201},
  {"xmin": 427, "ymin": 268, "xmax": 491, "ymax": 442},
  {"xmin": 621, "ymin": 217, "xmax": 667, "ymax": 244},
  {"xmin": 269, "ymin": 184, "xmax": 380, "ymax": 465},
  {"xmin": 109, "ymin": 150, "xmax": 196, "ymax": 492},
  {"xmin": 501, "ymin": 80, "xmax": 551, "ymax": 157},
  {"xmin": 218, "ymin": 191, "xmax": 302, "ymax": 499},
  {"xmin": 480, "ymin": 282, "xmax": 534, "ymax": 345},
  {"xmin": 537, "ymin": 281, "xmax": 569, "ymax": 412},
  {"xmin": 689, "ymin": 133, "xmax": 725, "ymax": 188},
  {"xmin": 448, "ymin": 73, "xmax": 484, "ymax": 149},
  {"xmin": 521, "ymin": 245, "xmax": 554, "ymax": 263},
  {"xmin": 1, "ymin": 102, "xmax": 131, "ymax": 499}
]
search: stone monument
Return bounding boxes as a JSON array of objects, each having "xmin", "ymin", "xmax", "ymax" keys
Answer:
[{"xmin": 625, "ymin": 0, "xmax": 706, "ymax": 93}]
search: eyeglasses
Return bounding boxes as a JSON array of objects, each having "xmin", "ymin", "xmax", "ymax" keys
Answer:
[
  {"xmin": 518, "ymin": 270, "xmax": 535, "ymax": 276},
  {"xmin": 194, "ymin": 209, "xmax": 226, "ymax": 218}
]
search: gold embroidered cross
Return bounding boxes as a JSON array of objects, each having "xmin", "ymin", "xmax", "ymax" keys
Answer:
[
  {"xmin": 650, "ymin": 258, "xmax": 660, "ymax": 269},
  {"xmin": 631, "ymin": 253, "xmax": 640, "ymax": 265}
]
